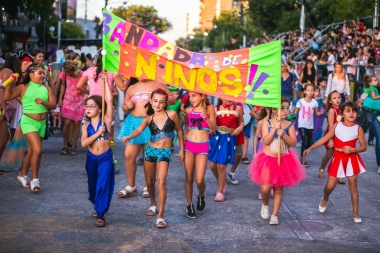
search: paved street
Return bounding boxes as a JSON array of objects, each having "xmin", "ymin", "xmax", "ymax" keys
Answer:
[{"xmin": 0, "ymin": 124, "xmax": 380, "ymax": 253}]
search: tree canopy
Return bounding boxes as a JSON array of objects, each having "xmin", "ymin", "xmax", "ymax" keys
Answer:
[
  {"xmin": 111, "ymin": 5, "xmax": 172, "ymax": 35},
  {"xmin": 247, "ymin": 0, "xmax": 375, "ymax": 34},
  {"xmin": 1, "ymin": 0, "xmax": 55, "ymax": 20}
]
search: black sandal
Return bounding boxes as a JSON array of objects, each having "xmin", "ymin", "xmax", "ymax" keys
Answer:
[
  {"xmin": 70, "ymin": 147, "xmax": 77, "ymax": 156},
  {"xmin": 60, "ymin": 147, "xmax": 69, "ymax": 155},
  {"xmin": 96, "ymin": 217, "xmax": 105, "ymax": 227}
]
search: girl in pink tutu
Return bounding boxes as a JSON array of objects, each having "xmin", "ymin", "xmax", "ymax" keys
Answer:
[
  {"xmin": 303, "ymin": 101, "xmax": 366, "ymax": 223},
  {"xmin": 248, "ymin": 98, "xmax": 307, "ymax": 225}
]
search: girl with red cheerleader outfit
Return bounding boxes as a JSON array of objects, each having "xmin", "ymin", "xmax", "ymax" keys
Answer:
[
  {"xmin": 317, "ymin": 90, "xmax": 342, "ymax": 179},
  {"xmin": 209, "ymin": 98, "xmax": 244, "ymax": 202},
  {"xmin": 304, "ymin": 101, "xmax": 366, "ymax": 223},
  {"xmin": 248, "ymin": 98, "xmax": 307, "ymax": 225}
]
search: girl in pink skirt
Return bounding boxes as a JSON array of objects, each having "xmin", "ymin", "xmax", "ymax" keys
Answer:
[{"xmin": 248, "ymin": 98, "xmax": 307, "ymax": 225}]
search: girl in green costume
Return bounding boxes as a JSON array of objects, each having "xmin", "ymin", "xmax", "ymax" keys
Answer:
[{"xmin": 4, "ymin": 64, "xmax": 56, "ymax": 192}]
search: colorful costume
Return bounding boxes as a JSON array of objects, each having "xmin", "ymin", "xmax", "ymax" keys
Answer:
[
  {"xmin": 144, "ymin": 111, "xmax": 175, "ymax": 163},
  {"xmin": 185, "ymin": 109, "xmax": 210, "ymax": 156},
  {"xmin": 249, "ymin": 120, "xmax": 307, "ymax": 187},
  {"xmin": 60, "ymin": 71, "xmax": 85, "ymax": 121},
  {"xmin": 117, "ymin": 92, "xmax": 151, "ymax": 144},
  {"xmin": 20, "ymin": 82, "xmax": 48, "ymax": 137},
  {"xmin": 85, "ymin": 120, "xmax": 114, "ymax": 218},
  {"xmin": 208, "ymin": 104, "xmax": 239, "ymax": 165},
  {"xmin": 363, "ymin": 86, "xmax": 380, "ymax": 111},
  {"xmin": 328, "ymin": 122, "xmax": 366, "ymax": 177}
]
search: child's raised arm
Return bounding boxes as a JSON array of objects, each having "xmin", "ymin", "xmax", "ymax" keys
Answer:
[{"xmin": 103, "ymin": 72, "xmax": 114, "ymax": 128}]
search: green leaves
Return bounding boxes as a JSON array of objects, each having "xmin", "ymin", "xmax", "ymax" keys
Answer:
[{"xmin": 111, "ymin": 5, "xmax": 172, "ymax": 35}]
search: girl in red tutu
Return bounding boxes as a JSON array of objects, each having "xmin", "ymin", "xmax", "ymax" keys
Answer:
[
  {"xmin": 303, "ymin": 101, "xmax": 366, "ymax": 223},
  {"xmin": 248, "ymin": 98, "xmax": 307, "ymax": 225}
]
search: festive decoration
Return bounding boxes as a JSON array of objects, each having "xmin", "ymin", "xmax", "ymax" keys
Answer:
[{"xmin": 102, "ymin": 9, "xmax": 281, "ymax": 107}]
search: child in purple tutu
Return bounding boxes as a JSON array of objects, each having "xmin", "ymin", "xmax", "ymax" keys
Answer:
[{"xmin": 248, "ymin": 98, "xmax": 307, "ymax": 225}]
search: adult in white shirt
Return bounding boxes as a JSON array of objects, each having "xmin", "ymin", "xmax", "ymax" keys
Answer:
[
  {"xmin": 325, "ymin": 62, "xmax": 350, "ymax": 103},
  {"xmin": 320, "ymin": 49, "xmax": 335, "ymax": 76}
]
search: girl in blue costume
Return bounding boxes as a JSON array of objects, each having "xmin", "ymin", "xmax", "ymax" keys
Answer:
[
  {"xmin": 4, "ymin": 63, "xmax": 56, "ymax": 192},
  {"xmin": 209, "ymin": 98, "xmax": 244, "ymax": 202},
  {"xmin": 80, "ymin": 71, "xmax": 114, "ymax": 227},
  {"xmin": 123, "ymin": 88, "xmax": 184, "ymax": 228}
]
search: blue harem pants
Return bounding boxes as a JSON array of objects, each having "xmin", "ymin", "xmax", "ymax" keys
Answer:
[{"xmin": 85, "ymin": 148, "xmax": 115, "ymax": 218}]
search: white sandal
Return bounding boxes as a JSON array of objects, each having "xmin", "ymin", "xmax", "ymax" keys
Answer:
[
  {"xmin": 142, "ymin": 187, "xmax": 149, "ymax": 198},
  {"xmin": 118, "ymin": 185, "xmax": 138, "ymax": 198},
  {"xmin": 156, "ymin": 218, "xmax": 167, "ymax": 228},
  {"xmin": 17, "ymin": 173, "xmax": 30, "ymax": 188},
  {"xmin": 146, "ymin": 206, "xmax": 157, "ymax": 216}
]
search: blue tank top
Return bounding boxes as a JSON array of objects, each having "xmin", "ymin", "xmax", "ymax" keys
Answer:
[
  {"xmin": 149, "ymin": 111, "xmax": 175, "ymax": 142},
  {"xmin": 87, "ymin": 120, "xmax": 110, "ymax": 141},
  {"xmin": 267, "ymin": 120, "xmax": 293, "ymax": 138}
]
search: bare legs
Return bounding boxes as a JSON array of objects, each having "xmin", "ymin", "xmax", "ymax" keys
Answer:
[
  {"xmin": 124, "ymin": 144, "xmax": 141, "ymax": 188},
  {"xmin": 260, "ymin": 185, "xmax": 282, "ymax": 216},
  {"xmin": 320, "ymin": 175, "xmax": 360, "ymax": 218},
  {"xmin": 20, "ymin": 132, "xmax": 42, "ymax": 179},
  {"xmin": 0, "ymin": 120, "xmax": 10, "ymax": 159},
  {"xmin": 210, "ymin": 161, "xmax": 226, "ymax": 194},
  {"xmin": 184, "ymin": 152, "xmax": 207, "ymax": 204},
  {"xmin": 144, "ymin": 161, "xmax": 169, "ymax": 219}
]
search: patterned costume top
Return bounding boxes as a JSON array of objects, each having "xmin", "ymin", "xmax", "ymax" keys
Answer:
[
  {"xmin": 328, "ymin": 122, "xmax": 366, "ymax": 177},
  {"xmin": 188, "ymin": 109, "xmax": 210, "ymax": 131},
  {"xmin": 149, "ymin": 111, "xmax": 175, "ymax": 142},
  {"xmin": 87, "ymin": 120, "xmax": 110, "ymax": 141},
  {"xmin": 267, "ymin": 120, "xmax": 293, "ymax": 154}
]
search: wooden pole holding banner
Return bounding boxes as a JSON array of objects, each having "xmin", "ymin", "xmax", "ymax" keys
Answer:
[
  {"xmin": 277, "ymin": 108, "xmax": 281, "ymax": 165},
  {"xmin": 101, "ymin": 71, "xmax": 105, "ymax": 128}
]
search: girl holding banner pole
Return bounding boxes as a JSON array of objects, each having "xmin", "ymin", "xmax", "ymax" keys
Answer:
[
  {"xmin": 248, "ymin": 98, "xmax": 306, "ymax": 225},
  {"xmin": 80, "ymin": 72, "xmax": 114, "ymax": 227}
]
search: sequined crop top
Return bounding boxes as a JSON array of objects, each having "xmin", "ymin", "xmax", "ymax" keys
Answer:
[
  {"xmin": 187, "ymin": 109, "xmax": 210, "ymax": 131},
  {"xmin": 131, "ymin": 92, "xmax": 151, "ymax": 103},
  {"xmin": 149, "ymin": 111, "xmax": 175, "ymax": 142},
  {"xmin": 267, "ymin": 120, "xmax": 293, "ymax": 154},
  {"xmin": 87, "ymin": 120, "xmax": 110, "ymax": 141}
]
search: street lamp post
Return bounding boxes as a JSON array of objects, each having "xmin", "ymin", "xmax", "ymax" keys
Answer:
[
  {"xmin": 50, "ymin": 0, "xmax": 61, "ymax": 49},
  {"xmin": 203, "ymin": 32, "xmax": 208, "ymax": 52}
]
